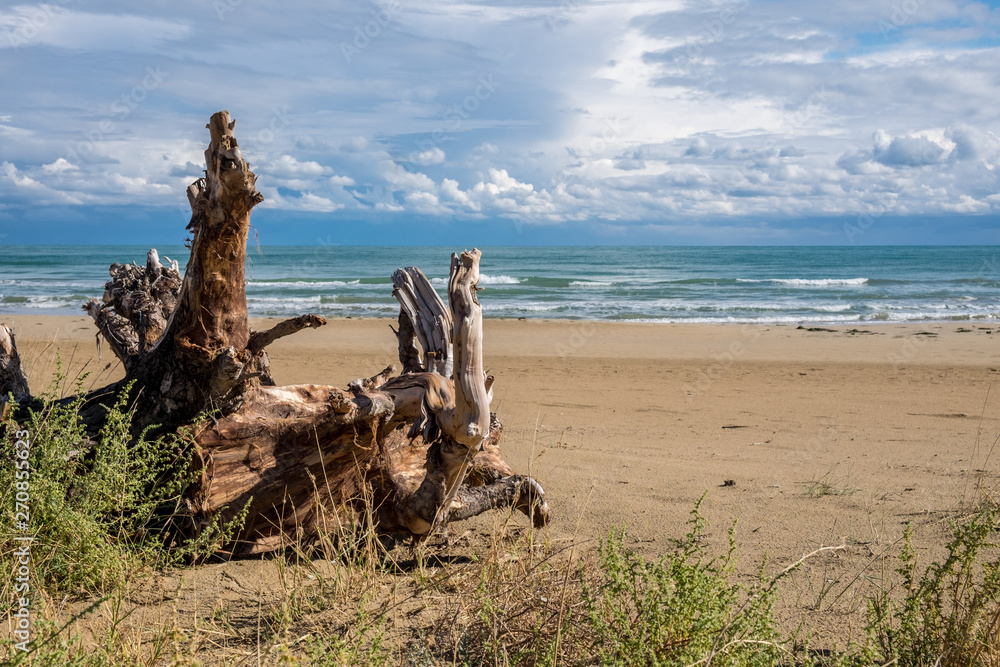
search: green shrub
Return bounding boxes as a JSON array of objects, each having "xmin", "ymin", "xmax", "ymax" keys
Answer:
[
  {"xmin": 1, "ymin": 376, "xmax": 194, "ymax": 599},
  {"xmin": 447, "ymin": 498, "xmax": 784, "ymax": 666},
  {"xmin": 580, "ymin": 502, "xmax": 783, "ymax": 667},
  {"xmin": 864, "ymin": 510, "xmax": 1000, "ymax": 666}
]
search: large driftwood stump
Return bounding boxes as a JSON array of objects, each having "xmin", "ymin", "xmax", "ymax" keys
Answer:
[{"xmin": 0, "ymin": 111, "xmax": 548, "ymax": 555}]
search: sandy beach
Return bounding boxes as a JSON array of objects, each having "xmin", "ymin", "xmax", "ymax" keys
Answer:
[{"xmin": 4, "ymin": 314, "xmax": 1000, "ymax": 643}]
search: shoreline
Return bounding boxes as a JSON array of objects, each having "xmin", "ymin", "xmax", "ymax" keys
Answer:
[
  {"xmin": 3, "ymin": 309, "xmax": 998, "ymax": 327},
  {"xmin": 2, "ymin": 314, "xmax": 995, "ymax": 367}
]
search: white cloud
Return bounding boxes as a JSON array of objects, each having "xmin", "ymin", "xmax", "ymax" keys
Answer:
[
  {"xmin": 0, "ymin": 161, "xmax": 82, "ymax": 204},
  {"xmin": 405, "ymin": 190, "xmax": 441, "ymax": 211},
  {"xmin": 265, "ymin": 155, "xmax": 331, "ymax": 177},
  {"xmin": 329, "ymin": 174, "xmax": 356, "ymax": 187},
  {"xmin": 440, "ymin": 178, "xmax": 476, "ymax": 209},
  {"xmin": 298, "ymin": 193, "xmax": 343, "ymax": 212},
  {"xmin": 874, "ymin": 134, "xmax": 946, "ymax": 167},
  {"xmin": 411, "ymin": 147, "xmax": 445, "ymax": 165},
  {"xmin": 1, "ymin": 161, "xmax": 40, "ymax": 188},
  {"xmin": 262, "ymin": 189, "xmax": 343, "ymax": 213},
  {"xmin": 42, "ymin": 158, "xmax": 77, "ymax": 174},
  {"xmin": 108, "ymin": 173, "xmax": 171, "ymax": 195},
  {"xmin": 384, "ymin": 162, "xmax": 437, "ymax": 193},
  {"xmin": 2, "ymin": 0, "xmax": 1000, "ymax": 238},
  {"xmin": 0, "ymin": 8, "xmax": 189, "ymax": 52}
]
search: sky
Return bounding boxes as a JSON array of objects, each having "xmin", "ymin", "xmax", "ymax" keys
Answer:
[{"xmin": 1, "ymin": 0, "xmax": 999, "ymax": 245}]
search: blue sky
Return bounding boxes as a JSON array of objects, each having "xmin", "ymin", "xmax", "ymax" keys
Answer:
[{"xmin": 1, "ymin": 0, "xmax": 999, "ymax": 245}]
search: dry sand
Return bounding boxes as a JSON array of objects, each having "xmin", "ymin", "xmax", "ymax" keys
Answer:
[{"xmin": 5, "ymin": 314, "xmax": 1000, "ymax": 645}]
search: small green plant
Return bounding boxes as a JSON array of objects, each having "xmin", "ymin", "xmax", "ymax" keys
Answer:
[
  {"xmin": 579, "ymin": 501, "xmax": 783, "ymax": 666},
  {"xmin": 300, "ymin": 606, "xmax": 391, "ymax": 667},
  {"xmin": 445, "ymin": 497, "xmax": 785, "ymax": 666},
  {"xmin": 0, "ymin": 374, "xmax": 195, "ymax": 598},
  {"xmin": 864, "ymin": 509, "xmax": 1000, "ymax": 666},
  {"xmin": 0, "ymin": 366, "xmax": 258, "ymax": 666}
]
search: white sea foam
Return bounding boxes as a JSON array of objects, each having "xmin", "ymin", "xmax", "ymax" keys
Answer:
[
  {"xmin": 247, "ymin": 279, "xmax": 361, "ymax": 288},
  {"xmin": 0, "ymin": 279, "xmax": 105, "ymax": 289},
  {"xmin": 812, "ymin": 303, "xmax": 855, "ymax": 312},
  {"xmin": 609, "ymin": 314, "xmax": 867, "ymax": 325},
  {"xmin": 246, "ymin": 296, "xmax": 322, "ymax": 307},
  {"xmin": 428, "ymin": 275, "xmax": 518, "ymax": 287},
  {"xmin": 483, "ymin": 303, "xmax": 564, "ymax": 313},
  {"xmin": 478, "ymin": 274, "xmax": 520, "ymax": 285},
  {"xmin": 737, "ymin": 278, "xmax": 869, "ymax": 287},
  {"xmin": 21, "ymin": 297, "xmax": 86, "ymax": 309},
  {"xmin": 5, "ymin": 248, "xmax": 1000, "ymax": 325}
]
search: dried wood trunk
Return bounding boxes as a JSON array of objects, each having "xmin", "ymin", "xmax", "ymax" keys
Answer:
[
  {"xmin": 392, "ymin": 267, "xmax": 452, "ymax": 376},
  {"xmin": 0, "ymin": 325, "xmax": 30, "ymax": 418},
  {"xmin": 0, "ymin": 110, "xmax": 549, "ymax": 554}
]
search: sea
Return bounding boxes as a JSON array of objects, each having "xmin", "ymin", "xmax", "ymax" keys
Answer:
[{"xmin": 1, "ymin": 245, "xmax": 998, "ymax": 325}]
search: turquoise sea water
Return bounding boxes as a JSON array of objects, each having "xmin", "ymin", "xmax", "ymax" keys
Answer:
[{"xmin": 1, "ymin": 245, "xmax": 998, "ymax": 324}]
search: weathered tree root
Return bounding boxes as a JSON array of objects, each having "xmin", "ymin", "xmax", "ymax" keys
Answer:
[{"xmin": 0, "ymin": 110, "xmax": 550, "ymax": 555}]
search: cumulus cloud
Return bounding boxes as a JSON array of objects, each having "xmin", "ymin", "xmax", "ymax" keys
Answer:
[
  {"xmin": 262, "ymin": 188, "xmax": 343, "ymax": 213},
  {"xmin": 684, "ymin": 137, "xmax": 712, "ymax": 157},
  {"xmin": 264, "ymin": 155, "xmax": 332, "ymax": 177},
  {"xmin": 329, "ymin": 174, "xmax": 356, "ymax": 187},
  {"xmin": 1, "ymin": 161, "xmax": 41, "ymax": 188},
  {"xmin": 411, "ymin": 147, "xmax": 446, "ymax": 166},
  {"xmin": 874, "ymin": 133, "xmax": 946, "ymax": 167},
  {"xmin": 946, "ymin": 124, "xmax": 1000, "ymax": 163},
  {"xmin": 3, "ymin": 0, "xmax": 1000, "ymax": 239},
  {"xmin": 1, "ymin": 161, "xmax": 82, "ymax": 204},
  {"xmin": 614, "ymin": 150, "xmax": 646, "ymax": 170},
  {"xmin": 41, "ymin": 158, "xmax": 77, "ymax": 174}
]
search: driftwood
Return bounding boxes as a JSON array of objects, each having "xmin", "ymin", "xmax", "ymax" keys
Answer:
[
  {"xmin": 392, "ymin": 267, "xmax": 452, "ymax": 376},
  {"xmin": 0, "ymin": 325, "xmax": 29, "ymax": 419},
  {"xmin": 0, "ymin": 110, "xmax": 548, "ymax": 555}
]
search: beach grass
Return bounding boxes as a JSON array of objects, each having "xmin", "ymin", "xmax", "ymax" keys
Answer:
[{"xmin": 3, "ymin": 376, "xmax": 1000, "ymax": 666}]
